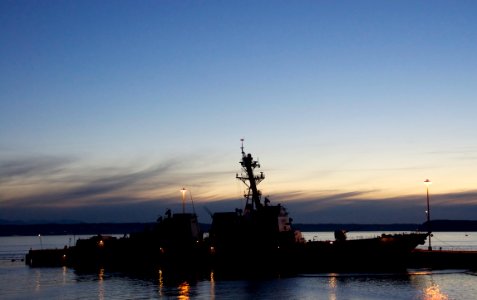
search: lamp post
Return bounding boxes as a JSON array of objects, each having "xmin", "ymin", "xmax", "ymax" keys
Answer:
[
  {"xmin": 180, "ymin": 187, "xmax": 187, "ymax": 214},
  {"xmin": 38, "ymin": 234, "xmax": 43, "ymax": 249},
  {"xmin": 424, "ymin": 179, "xmax": 432, "ymax": 251}
]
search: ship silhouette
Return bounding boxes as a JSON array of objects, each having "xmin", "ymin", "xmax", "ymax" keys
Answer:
[{"xmin": 27, "ymin": 141, "xmax": 428, "ymax": 275}]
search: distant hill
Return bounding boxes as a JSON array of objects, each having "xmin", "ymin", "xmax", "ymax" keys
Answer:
[
  {"xmin": 293, "ymin": 223, "xmax": 422, "ymax": 232},
  {"xmin": 0, "ymin": 219, "xmax": 83, "ymax": 225},
  {"xmin": 2, "ymin": 220, "xmax": 477, "ymax": 236},
  {"xmin": 0, "ymin": 223, "xmax": 153, "ymax": 236},
  {"xmin": 419, "ymin": 220, "xmax": 477, "ymax": 232}
]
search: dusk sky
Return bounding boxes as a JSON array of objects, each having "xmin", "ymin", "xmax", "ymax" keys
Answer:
[{"xmin": 1, "ymin": 1, "xmax": 477, "ymax": 224}]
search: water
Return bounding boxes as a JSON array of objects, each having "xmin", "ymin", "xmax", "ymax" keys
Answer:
[{"xmin": 1, "ymin": 233, "xmax": 477, "ymax": 299}]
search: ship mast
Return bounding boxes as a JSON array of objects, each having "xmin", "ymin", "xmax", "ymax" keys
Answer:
[{"xmin": 236, "ymin": 139, "xmax": 265, "ymax": 210}]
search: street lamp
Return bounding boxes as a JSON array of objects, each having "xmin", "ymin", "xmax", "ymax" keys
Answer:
[
  {"xmin": 38, "ymin": 234, "xmax": 43, "ymax": 249},
  {"xmin": 180, "ymin": 187, "xmax": 187, "ymax": 213},
  {"xmin": 424, "ymin": 179, "xmax": 432, "ymax": 251}
]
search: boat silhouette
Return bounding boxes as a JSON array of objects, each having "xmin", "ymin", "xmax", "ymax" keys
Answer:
[
  {"xmin": 27, "ymin": 141, "xmax": 428, "ymax": 274},
  {"xmin": 207, "ymin": 141, "xmax": 428, "ymax": 274}
]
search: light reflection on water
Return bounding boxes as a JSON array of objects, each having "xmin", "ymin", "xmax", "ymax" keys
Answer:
[
  {"xmin": 328, "ymin": 276, "xmax": 337, "ymax": 300},
  {"xmin": 158, "ymin": 269, "xmax": 164, "ymax": 297},
  {"xmin": 178, "ymin": 281, "xmax": 190, "ymax": 300},
  {"xmin": 2, "ymin": 234, "xmax": 477, "ymax": 299},
  {"xmin": 423, "ymin": 283, "xmax": 448, "ymax": 300},
  {"xmin": 98, "ymin": 268, "xmax": 105, "ymax": 300},
  {"xmin": 409, "ymin": 272, "xmax": 450, "ymax": 300},
  {"xmin": 1, "ymin": 263, "xmax": 476, "ymax": 300},
  {"xmin": 210, "ymin": 271, "xmax": 215, "ymax": 300}
]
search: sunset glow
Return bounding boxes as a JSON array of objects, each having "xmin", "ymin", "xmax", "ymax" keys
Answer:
[{"xmin": 1, "ymin": 1, "xmax": 476, "ymax": 223}]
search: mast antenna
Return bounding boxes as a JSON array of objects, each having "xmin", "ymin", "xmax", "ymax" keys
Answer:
[
  {"xmin": 236, "ymin": 139, "xmax": 265, "ymax": 210},
  {"xmin": 240, "ymin": 138, "xmax": 245, "ymax": 156}
]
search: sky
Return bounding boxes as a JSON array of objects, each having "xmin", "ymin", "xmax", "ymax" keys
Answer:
[{"xmin": 1, "ymin": 0, "xmax": 477, "ymax": 224}]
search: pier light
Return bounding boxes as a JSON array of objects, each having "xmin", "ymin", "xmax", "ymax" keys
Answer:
[
  {"xmin": 424, "ymin": 179, "xmax": 432, "ymax": 251},
  {"xmin": 38, "ymin": 234, "xmax": 43, "ymax": 249},
  {"xmin": 180, "ymin": 188, "xmax": 187, "ymax": 213}
]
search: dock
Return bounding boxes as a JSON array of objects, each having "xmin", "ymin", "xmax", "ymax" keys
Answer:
[
  {"xmin": 408, "ymin": 249, "xmax": 477, "ymax": 270},
  {"xmin": 25, "ymin": 248, "xmax": 70, "ymax": 267},
  {"xmin": 25, "ymin": 247, "xmax": 477, "ymax": 272}
]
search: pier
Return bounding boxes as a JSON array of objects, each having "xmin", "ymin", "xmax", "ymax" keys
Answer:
[
  {"xmin": 408, "ymin": 249, "xmax": 477, "ymax": 270},
  {"xmin": 26, "ymin": 248, "xmax": 70, "ymax": 267},
  {"xmin": 26, "ymin": 246, "xmax": 477, "ymax": 272}
]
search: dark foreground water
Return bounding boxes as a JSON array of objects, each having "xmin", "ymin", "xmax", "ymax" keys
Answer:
[
  {"xmin": 1, "ymin": 262, "xmax": 476, "ymax": 300},
  {"xmin": 1, "ymin": 233, "xmax": 477, "ymax": 299}
]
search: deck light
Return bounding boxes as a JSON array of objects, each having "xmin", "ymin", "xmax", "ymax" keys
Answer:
[{"xmin": 180, "ymin": 188, "xmax": 187, "ymax": 213}]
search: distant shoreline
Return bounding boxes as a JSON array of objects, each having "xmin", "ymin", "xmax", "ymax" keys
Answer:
[{"xmin": 1, "ymin": 220, "xmax": 477, "ymax": 236}]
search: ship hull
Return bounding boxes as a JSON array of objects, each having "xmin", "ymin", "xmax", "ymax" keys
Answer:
[
  {"xmin": 299, "ymin": 233, "xmax": 428, "ymax": 272},
  {"xmin": 207, "ymin": 226, "xmax": 428, "ymax": 274}
]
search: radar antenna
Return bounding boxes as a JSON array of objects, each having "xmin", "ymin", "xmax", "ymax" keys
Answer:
[{"xmin": 236, "ymin": 139, "xmax": 265, "ymax": 210}]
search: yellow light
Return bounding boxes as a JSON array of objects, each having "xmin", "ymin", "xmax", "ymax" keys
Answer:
[
  {"xmin": 180, "ymin": 187, "xmax": 187, "ymax": 213},
  {"xmin": 210, "ymin": 271, "xmax": 215, "ymax": 282},
  {"xmin": 423, "ymin": 284, "xmax": 448, "ymax": 300},
  {"xmin": 98, "ymin": 268, "xmax": 105, "ymax": 281},
  {"xmin": 158, "ymin": 269, "xmax": 164, "ymax": 296},
  {"xmin": 178, "ymin": 281, "xmax": 190, "ymax": 300}
]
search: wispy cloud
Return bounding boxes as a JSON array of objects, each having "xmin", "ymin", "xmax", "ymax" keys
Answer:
[
  {"xmin": 0, "ymin": 155, "xmax": 75, "ymax": 180},
  {"xmin": 0, "ymin": 152, "xmax": 237, "ymax": 212},
  {"xmin": 253, "ymin": 189, "xmax": 477, "ymax": 223},
  {"xmin": 2, "ymin": 154, "xmax": 477, "ymax": 223}
]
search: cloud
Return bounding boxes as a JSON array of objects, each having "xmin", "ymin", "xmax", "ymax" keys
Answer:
[
  {"xmin": 0, "ymin": 152, "xmax": 237, "ymax": 220},
  {"xmin": 265, "ymin": 189, "xmax": 477, "ymax": 223},
  {"xmin": 0, "ymin": 155, "xmax": 75, "ymax": 180},
  {"xmin": 2, "ymin": 154, "xmax": 477, "ymax": 224},
  {"xmin": 1, "ymin": 162, "xmax": 180, "ymax": 206},
  {"xmin": 57, "ymin": 162, "xmax": 177, "ymax": 200},
  {"xmin": 434, "ymin": 190, "xmax": 477, "ymax": 205},
  {"xmin": 2, "ymin": 188, "xmax": 477, "ymax": 224}
]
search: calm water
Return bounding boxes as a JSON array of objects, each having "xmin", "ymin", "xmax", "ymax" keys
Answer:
[{"xmin": 1, "ymin": 232, "xmax": 477, "ymax": 299}]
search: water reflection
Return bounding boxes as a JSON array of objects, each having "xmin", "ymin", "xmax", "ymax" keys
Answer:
[
  {"xmin": 6, "ymin": 265, "xmax": 475, "ymax": 300},
  {"xmin": 98, "ymin": 268, "xmax": 105, "ymax": 300},
  {"xmin": 35, "ymin": 269, "xmax": 41, "ymax": 292},
  {"xmin": 210, "ymin": 271, "xmax": 215, "ymax": 300},
  {"xmin": 409, "ymin": 270, "xmax": 455, "ymax": 300},
  {"xmin": 62, "ymin": 266, "xmax": 67, "ymax": 285},
  {"xmin": 178, "ymin": 281, "xmax": 190, "ymax": 299},
  {"xmin": 423, "ymin": 282, "xmax": 448, "ymax": 300},
  {"xmin": 157, "ymin": 269, "xmax": 164, "ymax": 297},
  {"xmin": 49, "ymin": 267, "xmax": 466, "ymax": 300},
  {"xmin": 328, "ymin": 275, "xmax": 337, "ymax": 300}
]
